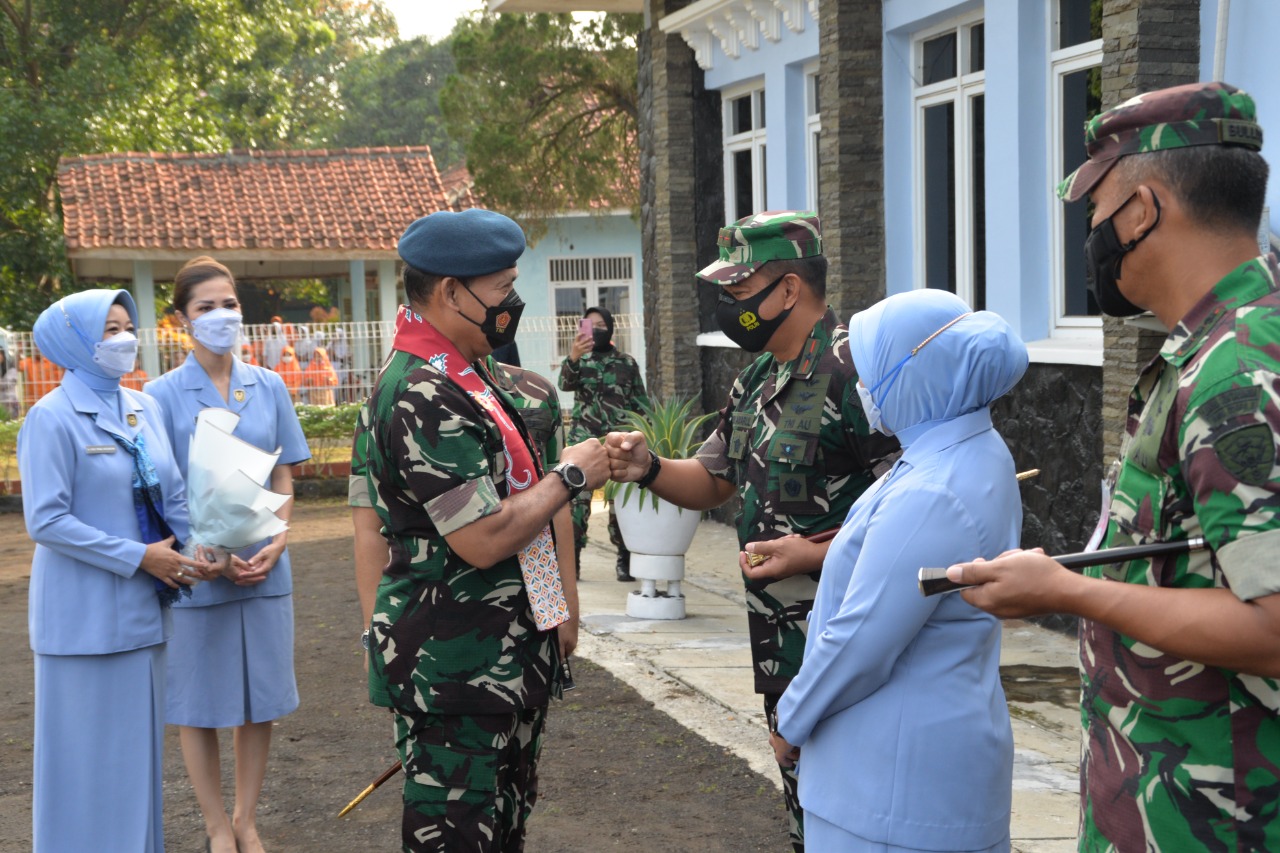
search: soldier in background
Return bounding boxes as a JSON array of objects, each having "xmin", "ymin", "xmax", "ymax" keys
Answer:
[
  {"xmin": 559, "ymin": 305, "xmax": 649, "ymax": 580},
  {"xmin": 949, "ymin": 82, "xmax": 1280, "ymax": 851},
  {"xmin": 607, "ymin": 211, "xmax": 898, "ymax": 852},
  {"xmin": 362, "ymin": 208, "xmax": 607, "ymax": 852}
]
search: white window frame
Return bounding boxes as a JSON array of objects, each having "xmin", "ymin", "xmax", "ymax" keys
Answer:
[
  {"xmin": 911, "ymin": 12, "xmax": 985, "ymax": 308},
  {"xmin": 804, "ymin": 63, "xmax": 821, "ymax": 211},
  {"xmin": 722, "ymin": 82, "xmax": 767, "ymax": 223},
  {"xmin": 548, "ymin": 255, "xmax": 639, "ymax": 359},
  {"xmin": 1048, "ymin": 2, "xmax": 1104, "ymax": 335}
]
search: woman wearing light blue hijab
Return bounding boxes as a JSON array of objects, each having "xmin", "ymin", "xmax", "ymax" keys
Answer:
[
  {"xmin": 22, "ymin": 288, "xmax": 215, "ymax": 852},
  {"xmin": 773, "ymin": 289, "xmax": 1028, "ymax": 852}
]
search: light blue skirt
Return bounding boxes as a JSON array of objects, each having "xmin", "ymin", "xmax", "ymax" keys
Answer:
[
  {"xmin": 165, "ymin": 594, "xmax": 298, "ymax": 728},
  {"xmin": 805, "ymin": 812, "xmax": 1011, "ymax": 853},
  {"xmin": 34, "ymin": 644, "xmax": 166, "ymax": 853}
]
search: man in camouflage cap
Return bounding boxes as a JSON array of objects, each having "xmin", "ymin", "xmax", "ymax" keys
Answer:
[
  {"xmin": 949, "ymin": 81, "xmax": 1280, "ymax": 851},
  {"xmin": 606, "ymin": 210, "xmax": 898, "ymax": 852},
  {"xmin": 361, "ymin": 209, "xmax": 608, "ymax": 852}
]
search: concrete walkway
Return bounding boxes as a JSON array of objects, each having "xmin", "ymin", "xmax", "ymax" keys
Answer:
[{"xmin": 572, "ymin": 507, "xmax": 1080, "ymax": 853}]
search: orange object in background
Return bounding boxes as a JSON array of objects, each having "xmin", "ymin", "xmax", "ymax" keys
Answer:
[
  {"xmin": 19, "ymin": 352, "xmax": 64, "ymax": 409},
  {"xmin": 302, "ymin": 346, "xmax": 339, "ymax": 406},
  {"xmin": 274, "ymin": 345, "xmax": 303, "ymax": 401},
  {"xmin": 120, "ymin": 366, "xmax": 150, "ymax": 391}
]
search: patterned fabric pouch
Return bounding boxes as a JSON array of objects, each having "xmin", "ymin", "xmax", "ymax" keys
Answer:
[{"xmin": 518, "ymin": 525, "xmax": 569, "ymax": 631}]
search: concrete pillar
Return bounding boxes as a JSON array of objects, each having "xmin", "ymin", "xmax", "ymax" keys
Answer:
[
  {"xmin": 132, "ymin": 260, "xmax": 161, "ymax": 379},
  {"xmin": 350, "ymin": 260, "xmax": 369, "ymax": 380},
  {"xmin": 378, "ymin": 259, "xmax": 398, "ymax": 351},
  {"xmin": 817, "ymin": 1, "xmax": 886, "ymax": 320},
  {"xmin": 1098, "ymin": 0, "xmax": 1200, "ymax": 463}
]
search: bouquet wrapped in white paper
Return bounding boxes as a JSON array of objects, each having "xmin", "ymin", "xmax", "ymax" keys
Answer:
[{"xmin": 184, "ymin": 409, "xmax": 290, "ymax": 555}]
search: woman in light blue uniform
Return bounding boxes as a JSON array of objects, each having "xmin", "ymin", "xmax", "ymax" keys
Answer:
[
  {"xmin": 23, "ymin": 289, "xmax": 215, "ymax": 852},
  {"xmin": 145, "ymin": 257, "xmax": 310, "ymax": 853},
  {"xmin": 773, "ymin": 289, "xmax": 1028, "ymax": 853}
]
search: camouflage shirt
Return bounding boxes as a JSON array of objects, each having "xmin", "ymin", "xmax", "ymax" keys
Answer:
[
  {"xmin": 695, "ymin": 309, "xmax": 899, "ymax": 694},
  {"xmin": 1081, "ymin": 255, "xmax": 1280, "ymax": 852},
  {"xmin": 363, "ymin": 348, "xmax": 560, "ymax": 717},
  {"xmin": 559, "ymin": 348, "xmax": 649, "ymax": 444}
]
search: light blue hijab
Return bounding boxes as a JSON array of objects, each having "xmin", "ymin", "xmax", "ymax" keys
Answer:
[
  {"xmin": 847, "ymin": 290, "xmax": 1027, "ymax": 447},
  {"xmin": 32, "ymin": 289, "xmax": 139, "ymax": 393}
]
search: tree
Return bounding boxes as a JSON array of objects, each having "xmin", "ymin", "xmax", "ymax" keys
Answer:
[
  {"xmin": 314, "ymin": 35, "xmax": 464, "ymax": 168},
  {"xmin": 440, "ymin": 13, "xmax": 640, "ymax": 239},
  {"xmin": 0, "ymin": 0, "xmax": 396, "ymax": 329}
]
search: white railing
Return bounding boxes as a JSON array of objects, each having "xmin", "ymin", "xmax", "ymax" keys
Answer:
[{"xmin": 0, "ymin": 313, "xmax": 646, "ymax": 414}]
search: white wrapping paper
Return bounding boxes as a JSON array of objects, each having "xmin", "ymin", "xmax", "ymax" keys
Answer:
[{"xmin": 186, "ymin": 409, "xmax": 289, "ymax": 551}]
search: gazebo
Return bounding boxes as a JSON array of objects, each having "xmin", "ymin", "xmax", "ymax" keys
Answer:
[{"xmin": 56, "ymin": 146, "xmax": 471, "ymax": 376}]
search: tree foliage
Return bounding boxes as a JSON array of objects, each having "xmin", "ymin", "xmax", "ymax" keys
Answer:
[
  {"xmin": 0, "ymin": 0, "xmax": 396, "ymax": 329},
  {"xmin": 440, "ymin": 13, "xmax": 641, "ymax": 239},
  {"xmin": 315, "ymin": 35, "xmax": 463, "ymax": 168}
]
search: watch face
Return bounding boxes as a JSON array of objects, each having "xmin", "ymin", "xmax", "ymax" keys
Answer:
[{"xmin": 564, "ymin": 464, "xmax": 587, "ymax": 489}]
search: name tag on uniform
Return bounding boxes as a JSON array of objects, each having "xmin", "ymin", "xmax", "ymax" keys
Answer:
[
  {"xmin": 728, "ymin": 411, "xmax": 754, "ymax": 460},
  {"xmin": 85, "ymin": 445, "xmax": 117, "ymax": 455}
]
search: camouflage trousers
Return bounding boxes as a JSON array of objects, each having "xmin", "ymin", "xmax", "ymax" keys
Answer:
[
  {"xmin": 570, "ymin": 493, "xmax": 627, "ymax": 556},
  {"xmin": 763, "ymin": 693, "xmax": 804, "ymax": 853},
  {"xmin": 393, "ymin": 705, "xmax": 547, "ymax": 853}
]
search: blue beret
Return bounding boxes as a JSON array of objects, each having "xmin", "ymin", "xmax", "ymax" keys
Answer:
[{"xmin": 397, "ymin": 209, "xmax": 526, "ymax": 277}]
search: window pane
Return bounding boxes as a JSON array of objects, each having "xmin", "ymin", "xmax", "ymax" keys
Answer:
[
  {"xmin": 760, "ymin": 144, "xmax": 767, "ymax": 210},
  {"xmin": 733, "ymin": 149, "xmax": 754, "ymax": 221},
  {"xmin": 969, "ymin": 24, "xmax": 985, "ymax": 73},
  {"xmin": 555, "ymin": 287, "xmax": 588, "ymax": 318},
  {"xmin": 1059, "ymin": 0, "xmax": 1102, "ymax": 48},
  {"xmin": 971, "ymin": 94, "xmax": 986, "ymax": 310},
  {"xmin": 808, "ymin": 74, "xmax": 820, "ymax": 116},
  {"xmin": 731, "ymin": 95, "xmax": 752, "ymax": 135},
  {"xmin": 758, "ymin": 90, "xmax": 766, "ymax": 129},
  {"xmin": 922, "ymin": 33, "xmax": 957, "ymax": 85},
  {"xmin": 810, "ymin": 129, "xmax": 821, "ymax": 210},
  {"xmin": 597, "ymin": 285, "xmax": 631, "ymax": 316},
  {"xmin": 923, "ymin": 102, "xmax": 956, "ymax": 293},
  {"xmin": 1061, "ymin": 66, "xmax": 1102, "ymax": 316}
]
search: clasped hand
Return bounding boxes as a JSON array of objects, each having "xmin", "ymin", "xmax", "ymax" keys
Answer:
[
  {"xmin": 603, "ymin": 431, "xmax": 650, "ymax": 482},
  {"xmin": 139, "ymin": 535, "xmax": 223, "ymax": 588}
]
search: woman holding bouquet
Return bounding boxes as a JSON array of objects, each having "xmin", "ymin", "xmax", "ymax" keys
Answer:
[
  {"xmin": 146, "ymin": 257, "xmax": 310, "ymax": 853},
  {"xmin": 22, "ymin": 289, "xmax": 217, "ymax": 851}
]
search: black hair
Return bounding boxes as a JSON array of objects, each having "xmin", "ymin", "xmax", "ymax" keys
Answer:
[
  {"xmin": 403, "ymin": 266, "xmax": 471, "ymax": 306},
  {"xmin": 761, "ymin": 255, "xmax": 828, "ymax": 299},
  {"xmin": 1116, "ymin": 145, "xmax": 1269, "ymax": 235}
]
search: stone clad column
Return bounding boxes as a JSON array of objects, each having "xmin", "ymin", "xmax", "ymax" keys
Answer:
[{"xmin": 1098, "ymin": 0, "xmax": 1200, "ymax": 463}]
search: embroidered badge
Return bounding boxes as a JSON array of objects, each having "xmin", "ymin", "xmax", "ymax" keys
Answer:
[{"xmin": 1212, "ymin": 423, "xmax": 1274, "ymax": 486}]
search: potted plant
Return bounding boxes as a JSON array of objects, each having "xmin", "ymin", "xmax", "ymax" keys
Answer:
[{"xmin": 606, "ymin": 397, "xmax": 715, "ymax": 619}]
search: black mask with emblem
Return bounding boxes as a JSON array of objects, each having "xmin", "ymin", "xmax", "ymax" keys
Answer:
[
  {"xmin": 459, "ymin": 282, "xmax": 525, "ymax": 349},
  {"xmin": 715, "ymin": 273, "xmax": 792, "ymax": 353},
  {"xmin": 1083, "ymin": 191, "xmax": 1161, "ymax": 318}
]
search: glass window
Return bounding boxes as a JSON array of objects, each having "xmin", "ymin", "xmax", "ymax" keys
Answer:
[
  {"xmin": 731, "ymin": 94, "xmax": 753, "ymax": 135},
  {"xmin": 1060, "ymin": 66, "xmax": 1102, "ymax": 316},
  {"xmin": 923, "ymin": 102, "xmax": 957, "ymax": 293},
  {"xmin": 550, "ymin": 257, "xmax": 638, "ymax": 357},
  {"xmin": 723, "ymin": 85, "xmax": 767, "ymax": 224},
  {"xmin": 806, "ymin": 68, "xmax": 821, "ymax": 211},
  {"xmin": 971, "ymin": 94, "xmax": 986, "ymax": 310},
  {"xmin": 969, "ymin": 24, "xmax": 985, "ymax": 73},
  {"xmin": 1058, "ymin": 0, "xmax": 1103, "ymax": 49},
  {"xmin": 732, "ymin": 149, "xmax": 754, "ymax": 221},
  {"xmin": 922, "ymin": 33, "xmax": 957, "ymax": 85}
]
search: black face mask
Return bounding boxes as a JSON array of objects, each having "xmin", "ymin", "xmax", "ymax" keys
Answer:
[
  {"xmin": 591, "ymin": 327, "xmax": 613, "ymax": 352},
  {"xmin": 1083, "ymin": 191, "xmax": 1161, "ymax": 318},
  {"xmin": 459, "ymin": 282, "xmax": 525, "ymax": 349},
  {"xmin": 714, "ymin": 273, "xmax": 793, "ymax": 353}
]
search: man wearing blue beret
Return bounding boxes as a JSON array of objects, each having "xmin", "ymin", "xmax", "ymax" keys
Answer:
[{"xmin": 361, "ymin": 208, "xmax": 610, "ymax": 852}]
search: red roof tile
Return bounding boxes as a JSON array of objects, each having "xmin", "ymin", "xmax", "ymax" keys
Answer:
[{"xmin": 57, "ymin": 147, "xmax": 474, "ymax": 254}]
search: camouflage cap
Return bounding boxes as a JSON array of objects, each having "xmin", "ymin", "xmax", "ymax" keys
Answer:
[
  {"xmin": 1057, "ymin": 81, "xmax": 1263, "ymax": 203},
  {"xmin": 695, "ymin": 210, "xmax": 823, "ymax": 286}
]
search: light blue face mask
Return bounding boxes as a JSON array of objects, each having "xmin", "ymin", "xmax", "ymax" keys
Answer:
[
  {"xmin": 190, "ymin": 307, "xmax": 243, "ymax": 355},
  {"xmin": 93, "ymin": 332, "xmax": 139, "ymax": 377},
  {"xmin": 856, "ymin": 312, "xmax": 973, "ymax": 436}
]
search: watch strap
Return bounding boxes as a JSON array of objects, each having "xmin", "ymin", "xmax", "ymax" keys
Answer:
[{"xmin": 635, "ymin": 451, "xmax": 661, "ymax": 490}]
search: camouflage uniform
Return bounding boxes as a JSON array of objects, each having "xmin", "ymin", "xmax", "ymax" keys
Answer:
[
  {"xmin": 1053, "ymin": 82, "xmax": 1280, "ymax": 852},
  {"xmin": 559, "ymin": 349, "xmax": 648, "ymax": 552},
  {"xmin": 1079, "ymin": 254, "xmax": 1280, "ymax": 852},
  {"xmin": 694, "ymin": 309, "xmax": 898, "ymax": 849},
  {"xmin": 363, "ymin": 345, "xmax": 563, "ymax": 853}
]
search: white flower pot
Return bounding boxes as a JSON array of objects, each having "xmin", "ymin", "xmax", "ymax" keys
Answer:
[{"xmin": 614, "ymin": 489, "xmax": 701, "ymax": 620}]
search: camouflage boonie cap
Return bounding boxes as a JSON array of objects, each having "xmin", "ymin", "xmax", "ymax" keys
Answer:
[
  {"xmin": 1058, "ymin": 81, "xmax": 1263, "ymax": 202},
  {"xmin": 696, "ymin": 210, "xmax": 823, "ymax": 286}
]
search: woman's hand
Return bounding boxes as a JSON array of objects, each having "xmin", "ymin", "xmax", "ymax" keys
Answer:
[
  {"xmin": 558, "ymin": 617, "xmax": 579, "ymax": 661},
  {"xmin": 568, "ymin": 334, "xmax": 592, "ymax": 362},
  {"xmin": 139, "ymin": 535, "xmax": 209, "ymax": 588},
  {"xmin": 770, "ymin": 731, "xmax": 800, "ymax": 768},
  {"xmin": 222, "ymin": 555, "xmax": 268, "ymax": 587},
  {"xmin": 226, "ymin": 536, "xmax": 286, "ymax": 586}
]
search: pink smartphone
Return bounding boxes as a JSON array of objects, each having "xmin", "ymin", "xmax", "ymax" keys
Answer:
[{"xmin": 579, "ymin": 318, "xmax": 594, "ymax": 338}]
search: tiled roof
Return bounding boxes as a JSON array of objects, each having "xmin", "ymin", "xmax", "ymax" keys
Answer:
[
  {"xmin": 437, "ymin": 162, "xmax": 476, "ymax": 210},
  {"xmin": 57, "ymin": 147, "xmax": 473, "ymax": 254}
]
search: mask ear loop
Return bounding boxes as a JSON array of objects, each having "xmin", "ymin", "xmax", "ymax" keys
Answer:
[
  {"xmin": 1113, "ymin": 191, "xmax": 1162, "ymax": 280},
  {"xmin": 865, "ymin": 311, "xmax": 975, "ymax": 404}
]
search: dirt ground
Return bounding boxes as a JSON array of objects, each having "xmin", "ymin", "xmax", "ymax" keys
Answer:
[{"xmin": 0, "ymin": 500, "xmax": 789, "ymax": 853}]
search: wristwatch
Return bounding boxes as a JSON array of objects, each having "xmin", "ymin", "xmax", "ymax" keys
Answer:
[
  {"xmin": 361, "ymin": 629, "xmax": 370, "ymax": 652},
  {"xmin": 551, "ymin": 461, "xmax": 588, "ymax": 499}
]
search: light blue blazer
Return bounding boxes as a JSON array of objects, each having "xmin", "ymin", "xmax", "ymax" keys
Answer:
[
  {"xmin": 144, "ymin": 353, "xmax": 309, "ymax": 605},
  {"xmin": 22, "ymin": 371, "xmax": 191, "ymax": 656},
  {"xmin": 776, "ymin": 409, "xmax": 1020, "ymax": 851}
]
